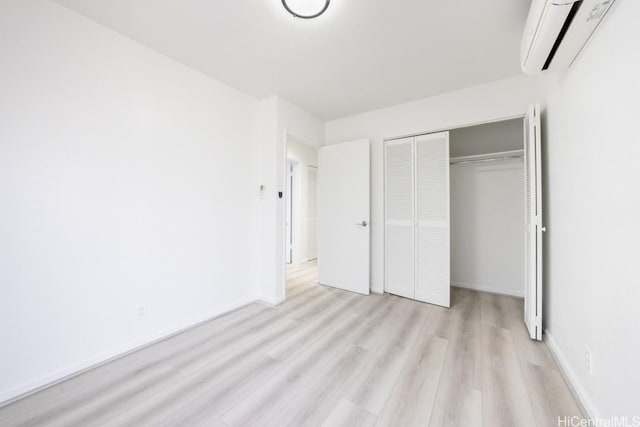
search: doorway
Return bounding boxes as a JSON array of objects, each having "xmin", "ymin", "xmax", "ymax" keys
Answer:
[{"xmin": 284, "ymin": 134, "xmax": 320, "ymax": 297}]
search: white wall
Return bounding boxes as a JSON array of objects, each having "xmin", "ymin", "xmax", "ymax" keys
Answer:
[
  {"xmin": 0, "ymin": 0, "xmax": 262, "ymax": 403},
  {"xmin": 257, "ymin": 97, "xmax": 280, "ymax": 305},
  {"xmin": 451, "ymin": 159, "xmax": 524, "ymax": 297},
  {"xmin": 542, "ymin": 0, "xmax": 640, "ymax": 418},
  {"xmin": 325, "ymin": 75, "xmax": 546, "ymax": 293},
  {"xmin": 286, "ymin": 137, "xmax": 318, "ymax": 264}
]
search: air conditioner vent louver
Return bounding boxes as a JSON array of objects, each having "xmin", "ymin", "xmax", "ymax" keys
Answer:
[{"xmin": 542, "ymin": 1, "xmax": 582, "ymax": 70}]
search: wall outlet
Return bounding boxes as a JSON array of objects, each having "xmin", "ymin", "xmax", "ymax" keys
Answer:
[
  {"xmin": 136, "ymin": 305, "xmax": 146, "ymax": 320},
  {"xmin": 585, "ymin": 347, "xmax": 592, "ymax": 374}
]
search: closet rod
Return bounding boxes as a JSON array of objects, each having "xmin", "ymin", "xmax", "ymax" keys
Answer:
[
  {"xmin": 450, "ymin": 155, "xmax": 523, "ymax": 165},
  {"xmin": 449, "ymin": 149, "xmax": 524, "ymax": 165}
]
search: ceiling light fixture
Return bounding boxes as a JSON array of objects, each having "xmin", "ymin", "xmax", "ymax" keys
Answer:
[{"xmin": 281, "ymin": 0, "xmax": 330, "ymax": 19}]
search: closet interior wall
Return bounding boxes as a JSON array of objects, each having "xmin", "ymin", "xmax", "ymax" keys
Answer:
[{"xmin": 449, "ymin": 118, "xmax": 526, "ymax": 297}]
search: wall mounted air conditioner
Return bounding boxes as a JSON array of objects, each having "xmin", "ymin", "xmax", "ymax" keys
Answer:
[{"xmin": 521, "ymin": 0, "xmax": 615, "ymax": 74}]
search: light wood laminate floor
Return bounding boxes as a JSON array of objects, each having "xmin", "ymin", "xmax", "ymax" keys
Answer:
[{"xmin": 0, "ymin": 261, "xmax": 582, "ymax": 426}]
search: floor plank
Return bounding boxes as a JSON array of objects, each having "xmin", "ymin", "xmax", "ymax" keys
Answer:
[
  {"xmin": 481, "ymin": 324, "xmax": 536, "ymax": 427},
  {"xmin": 346, "ymin": 302, "xmax": 430, "ymax": 415},
  {"xmin": 440, "ymin": 294, "xmax": 483, "ymax": 390},
  {"xmin": 429, "ymin": 378, "xmax": 482, "ymax": 427},
  {"xmin": 376, "ymin": 334, "xmax": 448, "ymax": 426},
  {"xmin": 322, "ymin": 399, "xmax": 377, "ymax": 427},
  {"xmin": 520, "ymin": 361, "xmax": 583, "ymax": 427}
]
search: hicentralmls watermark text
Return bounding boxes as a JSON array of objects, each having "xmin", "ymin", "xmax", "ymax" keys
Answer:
[{"xmin": 558, "ymin": 416, "xmax": 640, "ymax": 427}]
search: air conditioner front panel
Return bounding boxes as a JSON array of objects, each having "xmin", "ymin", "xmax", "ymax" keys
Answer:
[
  {"xmin": 521, "ymin": 0, "xmax": 616, "ymax": 74},
  {"xmin": 521, "ymin": 0, "xmax": 574, "ymax": 75},
  {"xmin": 548, "ymin": 0, "xmax": 616, "ymax": 69}
]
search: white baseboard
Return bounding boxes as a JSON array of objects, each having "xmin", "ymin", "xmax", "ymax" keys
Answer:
[
  {"xmin": 257, "ymin": 294, "xmax": 286, "ymax": 307},
  {"xmin": 451, "ymin": 281, "xmax": 524, "ymax": 298},
  {"xmin": 544, "ymin": 330, "xmax": 599, "ymax": 419},
  {"xmin": 0, "ymin": 295, "xmax": 258, "ymax": 407}
]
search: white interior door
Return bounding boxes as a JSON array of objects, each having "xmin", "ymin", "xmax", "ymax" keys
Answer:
[
  {"xmin": 524, "ymin": 104, "xmax": 543, "ymax": 340},
  {"xmin": 384, "ymin": 137, "xmax": 415, "ymax": 299},
  {"xmin": 318, "ymin": 140, "xmax": 370, "ymax": 294},
  {"xmin": 415, "ymin": 132, "xmax": 450, "ymax": 307}
]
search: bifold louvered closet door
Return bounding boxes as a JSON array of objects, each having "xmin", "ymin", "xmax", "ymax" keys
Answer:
[
  {"xmin": 384, "ymin": 138, "xmax": 415, "ymax": 299},
  {"xmin": 384, "ymin": 132, "xmax": 450, "ymax": 308}
]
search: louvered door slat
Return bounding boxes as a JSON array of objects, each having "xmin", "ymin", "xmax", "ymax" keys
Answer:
[
  {"xmin": 415, "ymin": 132, "xmax": 450, "ymax": 307},
  {"xmin": 384, "ymin": 137, "xmax": 414, "ymax": 299}
]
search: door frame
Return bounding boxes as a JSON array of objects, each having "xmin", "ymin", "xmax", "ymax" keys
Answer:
[
  {"xmin": 382, "ymin": 112, "xmax": 529, "ymax": 299},
  {"xmin": 306, "ymin": 165, "xmax": 319, "ymax": 261},
  {"xmin": 285, "ymin": 160, "xmax": 296, "ymax": 264},
  {"xmin": 382, "ymin": 114, "xmax": 527, "ymax": 144}
]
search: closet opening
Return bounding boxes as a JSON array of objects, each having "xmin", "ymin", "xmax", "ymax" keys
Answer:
[
  {"xmin": 384, "ymin": 106, "xmax": 543, "ymax": 340},
  {"xmin": 449, "ymin": 118, "xmax": 526, "ymax": 300}
]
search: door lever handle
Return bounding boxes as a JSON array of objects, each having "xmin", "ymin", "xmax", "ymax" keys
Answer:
[{"xmin": 357, "ymin": 220, "xmax": 368, "ymax": 227}]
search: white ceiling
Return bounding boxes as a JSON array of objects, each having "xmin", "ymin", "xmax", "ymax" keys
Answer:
[{"xmin": 54, "ymin": 0, "xmax": 531, "ymax": 120}]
